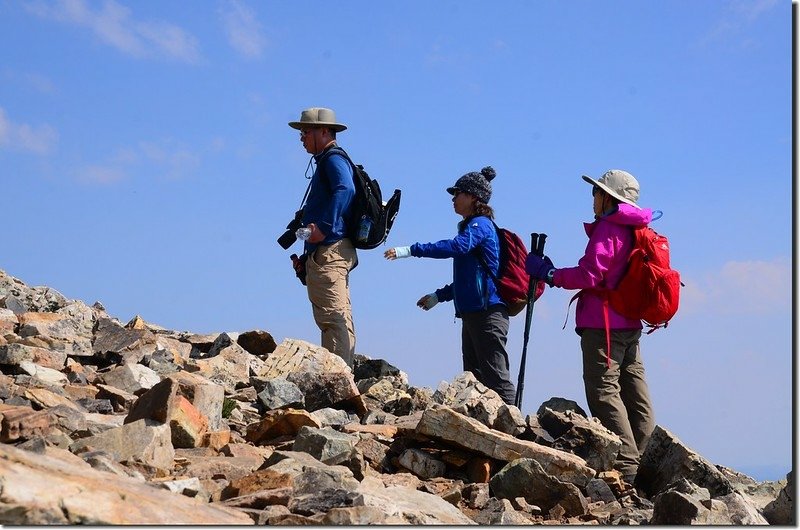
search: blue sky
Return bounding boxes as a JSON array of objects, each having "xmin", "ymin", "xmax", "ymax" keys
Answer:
[{"xmin": 1, "ymin": 1, "xmax": 792, "ymax": 481}]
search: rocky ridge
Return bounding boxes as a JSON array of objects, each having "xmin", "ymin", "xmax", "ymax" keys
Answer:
[{"xmin": 0, "ymin": 269, "xmax": 792, "ymax": 524}]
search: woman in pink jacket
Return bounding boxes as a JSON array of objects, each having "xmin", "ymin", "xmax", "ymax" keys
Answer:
[{"xmin": 525, "ymin": 169, "xmax": 655, "ymax": 485}]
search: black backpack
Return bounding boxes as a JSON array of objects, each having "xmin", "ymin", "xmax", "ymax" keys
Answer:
[{"xmin": 328, "ymin": 148, "xmax": 402, "ymax": 250}]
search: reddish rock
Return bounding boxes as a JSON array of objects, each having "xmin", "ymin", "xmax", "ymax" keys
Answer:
[
  {"xmin": 245, "ymin": 409, "xmax": 321, "ymax": 446},
  {"xmin": 0, "ymin": 404, "xmax": 53, "ymax": 442},
  {"xmin": 170, "ymin": 395, "xmax": 208, "ymax": 448},
  {"xmin": 466, "ymin": 456, "xmax": 493, "ymax": 484},
  {"xmin": 221, "ymin": 468, "xmax": 297, "ymax": 500}
]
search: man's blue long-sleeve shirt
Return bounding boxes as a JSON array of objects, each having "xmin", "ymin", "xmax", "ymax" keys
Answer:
[{"xmin": 302, "ymin": 145, "xmax": 355, "ymax": 253}]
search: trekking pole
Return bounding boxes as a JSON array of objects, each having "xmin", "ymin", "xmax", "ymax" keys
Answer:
[{"xmin": 515, "ymin": 233, "xmax": 547, "ymax": 410}]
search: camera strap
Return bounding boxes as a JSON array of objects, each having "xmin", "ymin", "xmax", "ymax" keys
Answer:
[
  {"xmin": 299, "ymin": 179, "xmax": 312, "ymax": 209},
  {"xmin": 299, "ymin": 144, "xmax": 344, "ymax": 209}
]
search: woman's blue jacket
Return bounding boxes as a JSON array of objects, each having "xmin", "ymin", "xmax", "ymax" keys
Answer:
[{"xmin": 410, "ymin": 215, "xmax": 503, "ymax": 316}]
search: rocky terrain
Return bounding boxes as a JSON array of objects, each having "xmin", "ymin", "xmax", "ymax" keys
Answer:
[{"xmin": 0, "ymin": 269, "xmax": 792, "ymax": 525}]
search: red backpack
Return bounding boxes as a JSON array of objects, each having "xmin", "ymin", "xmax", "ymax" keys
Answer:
[
  {"xmin": 477, "ymin": 224, "xmax": 545, "ymax": 316},
  {"xmin": 608, "ymin": 225, "xmax": 681, "ymax": 328},
  {"xmin": 568, "ymin": 223, "xmax": 682, "ymax": 368}
]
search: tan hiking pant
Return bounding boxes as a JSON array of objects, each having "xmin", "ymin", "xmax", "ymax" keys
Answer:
[
  {"xmin": 305, "ymin": 239, "xmax": 357, "ymax": 366},
  {"xmin": 581, "ymin": 328, "xmax": 654, "ymax": 477}
]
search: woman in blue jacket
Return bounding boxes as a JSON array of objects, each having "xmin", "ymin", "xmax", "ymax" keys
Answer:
[{"xmin": 385, "ymin": 167, "xmax": 516, "ymax": 405}]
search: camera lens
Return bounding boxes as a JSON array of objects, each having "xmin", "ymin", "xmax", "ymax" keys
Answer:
[{"xmin": 277, "ymin": 229, "xmax": 297, "ymax": 249}]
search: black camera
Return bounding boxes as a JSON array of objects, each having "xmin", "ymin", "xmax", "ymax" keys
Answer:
[{"xmin": 277, "ymin": 208, "xmax": 304, "ymax": 249}]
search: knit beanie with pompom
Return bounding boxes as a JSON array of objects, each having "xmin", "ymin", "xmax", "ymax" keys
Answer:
[{"xmin": 446, "ymin": 166, "xmax": 496, "ymax": 203}]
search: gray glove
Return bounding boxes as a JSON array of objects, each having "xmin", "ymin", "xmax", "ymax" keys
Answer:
[{"xmin": 416, "ymin": 293, "xmax": 439, "ymax": 311}]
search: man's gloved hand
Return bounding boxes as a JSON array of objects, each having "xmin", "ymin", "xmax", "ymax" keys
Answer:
[
  {"xmin": 525, "ymin": 254, "xmax": 555, "ymax": 285},
  {"xmin": 384, "ymin": 246, "xmax": 411, "ymax": 260},
  {"xmin": 290, "ymin": 254, "xmax": 308, "ymax": 286},
  {"xmin": 416, "ymin": 293, "xmax": 438, "ymax": 311}
]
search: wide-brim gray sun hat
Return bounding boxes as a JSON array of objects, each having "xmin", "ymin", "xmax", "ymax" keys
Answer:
[
  {"xmin": 582, "ymin": 169, "xmax": 641, "ymax": 208},
  {"xmin": 288, "ymin": 107, "xmax": 347, "ymax": 132}
]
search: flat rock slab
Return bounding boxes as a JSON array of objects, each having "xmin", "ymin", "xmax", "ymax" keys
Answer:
[
  {"xmin": 416, "ymin": 405, "xmax": 596, "ymax": 487},
  {"xmin": 0, "ymin": 444, "xmax": 253, "ymax": 525},
  {"xmin": 258, "ymin": 339, "xmax": 351, "ymax": 379},
  {"xmin": 69, "ymin": 419, "xmax": 175, "ymax": 470},
  {"xmin": 356, "ymin": 477, "xmax": 475, "ymax": 524}
]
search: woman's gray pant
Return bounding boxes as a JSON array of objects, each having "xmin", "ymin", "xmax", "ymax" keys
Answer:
[
  {"xmin": 461, "ymin": 305, "xmax": 516, "ymax": 405},
  {"xmin": 580, "ymin": 328, "xmax": 655, "ymax": 478}
]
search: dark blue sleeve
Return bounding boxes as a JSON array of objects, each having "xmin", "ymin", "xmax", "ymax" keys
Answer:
[{"xmin": 436, "ymin": 284, "xmax": 454, "ymax": 302}]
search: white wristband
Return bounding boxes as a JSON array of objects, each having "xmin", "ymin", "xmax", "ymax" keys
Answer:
[{"xmin": 394, "ymin": 246, "xmax": 411, "ymax": 259}]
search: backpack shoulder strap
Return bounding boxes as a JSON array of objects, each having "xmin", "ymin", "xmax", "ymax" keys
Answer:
[
  {"xmin": 473, "ymin": 220, "xmax": 501, "ymax": 282},
  {"xmin": 320, "ymin": 145, "xmax": 353, "ymax": 168},
  {"xmin": 313, "ymin": 146, "xmax": 356, "ymax": 201}
]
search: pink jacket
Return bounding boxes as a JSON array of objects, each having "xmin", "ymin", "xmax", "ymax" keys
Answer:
[{"xmin": 552, "ymin": 203, "xmax": 652, "ymax": 330}]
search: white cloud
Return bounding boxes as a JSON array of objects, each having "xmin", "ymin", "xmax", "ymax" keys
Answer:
[
  {"xmin": 75, "ymin": 164, "xmax": 125, "ymax": 184},
  {"xmin": 680, "ymin": 258, "xmax": 791, "ymax": 316},
  {"xmin": 0, "ymin": 107, "xmax": 58, "ymax": 155},
  {"xmin": 136, "ymin": 20, "xmax": 201, "ymax": 63},
  {"xmin": 74, "ymin": 139, "xmax": 200, "ymax": 185},
  {"xmin": 25, "ymin": 0, "xmax": 201, "ymax": 63},
  {"xmin": 220, "ymin": 0, "xmax": 267, "ymax": 59},
  {"xmin": 701, "ymin": 0, "xmax": 780, "ymax": 47},
  {"xmin": 22, "ymin": 72, "xmax": 57, "ymax": 95},
  {"xmin": 138, "ymin": 140, "xmax": 200, "ymax": 180},
  {"xmin": 2, "ymin": 70, "xmax": 57, "ymax": 95}
]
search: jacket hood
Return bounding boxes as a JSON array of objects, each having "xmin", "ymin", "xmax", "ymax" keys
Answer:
[
  {"xmin": 605, "ymin": 203, "xmax": 652, "ymax": 226},
  {"xmin": 584, "ymin": 203, "xmax": 652, "ymax": 236}
]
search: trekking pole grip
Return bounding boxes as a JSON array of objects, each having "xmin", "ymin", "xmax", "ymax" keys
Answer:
[
  {"xmin": 528, "ymin": 233, "xmax": 540, "ymax": 299},
  {"xmin": 536, "ymin": 234, "xmax": 547, "ymax": 256}
]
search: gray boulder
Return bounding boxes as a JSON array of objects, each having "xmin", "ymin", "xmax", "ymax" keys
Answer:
[
  {"xmin": 637, "ymin": 425, "xmax": 733, "ymax": 498},
  {"xmin": 286, "ymin": 371, "xmax": 359, "ymax": 412},
  {"xmin": 473, "ymin": 497, "xmax": 533, "ymax": 525},
  {"xmin": 68, "ymin": 419, "xmax": 175, "ymax": 470},
  {"xmin": 537, "ymin": 396, "xmax": 588, "ymax": 417},
  {"xmin": 292, "ymin": 426, "xmax": 357, "ymax": 465},
  {"xmin": 489, "ymin": 457, "xmax": 588, "ymax": 517},
  {"xmin": 433, "ymin": 371, "xmax": 506, "ymax": 430},
  {"xmin": 257, "ymin": 377, "xmax": 304, "ymax": 410},
  {"xmin": 101, "ymin": 363, "xmax": 160, "ymax": 395},
  {"xmin": 539, "ymin": 407, "xmax": 622, "ymax": 471},
  {"xmin": 398, "ymin": 448, "xmax": 446, "ymax": 479},
  {"xmin": 763, "ymin": 471, "xmax": 794, "ymax": 524}
]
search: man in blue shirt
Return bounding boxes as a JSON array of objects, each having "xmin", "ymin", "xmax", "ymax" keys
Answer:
[{"xmin": 288, "ymin": 107, "xmax": 357, "ymax": 366}]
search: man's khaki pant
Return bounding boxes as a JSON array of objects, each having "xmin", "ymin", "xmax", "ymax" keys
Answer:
[
  {"xmin": 305, "ymin": 239, "xmax": 357, "ymax": 366},
  {"xmin": 580, "ymin": 328, "xmax": 654, "ymax": 478}
]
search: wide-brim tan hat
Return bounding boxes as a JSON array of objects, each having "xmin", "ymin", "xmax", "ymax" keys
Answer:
[
  {"xmin": 582, "ymin": 169, "xmax": 641, "ymax": 209},
  {"xmin": 288, "ymin": 107, "xmax": 347, "ymax": 132}
]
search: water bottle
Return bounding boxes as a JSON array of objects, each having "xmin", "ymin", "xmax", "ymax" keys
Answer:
[
  {"xmin": 357, "ymin": 216, "xmax": 372, "ymax": 243},
  {"xmin": 295, "ymin": 227, "xmax": 312, "ymax": 241}
]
